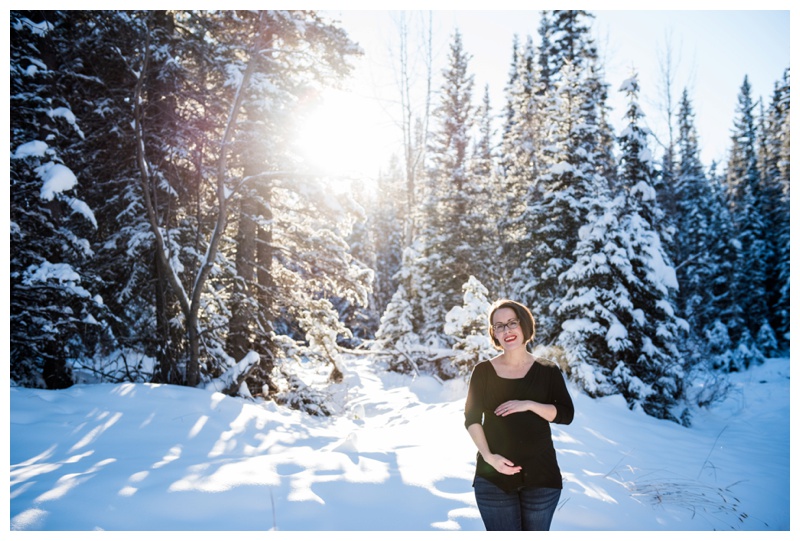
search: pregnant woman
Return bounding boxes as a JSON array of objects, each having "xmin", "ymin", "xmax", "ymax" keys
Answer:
[{"xmin": 464, "ymin": 299, "xmax": 574, "ymax": 531}]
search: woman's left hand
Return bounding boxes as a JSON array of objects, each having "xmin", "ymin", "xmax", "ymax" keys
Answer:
[{"xmin": 495, "ymin": 400, "xmax": 531, "ymax": 417}]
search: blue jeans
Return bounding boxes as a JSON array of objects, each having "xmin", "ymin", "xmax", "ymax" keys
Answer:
[{"xmin": 473, "ymin": 475, "xmax": 561, "ymax": 531}]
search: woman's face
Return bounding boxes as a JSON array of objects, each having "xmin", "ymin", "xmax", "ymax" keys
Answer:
[{"xmin": 492, "ymin": 307, "xmax": 524, "ymax": 351}]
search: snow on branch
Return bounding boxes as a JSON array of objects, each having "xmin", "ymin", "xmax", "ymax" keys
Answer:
[{"xmin": 204, "ymin": 351, "xmax": 261, "ymax": 395}]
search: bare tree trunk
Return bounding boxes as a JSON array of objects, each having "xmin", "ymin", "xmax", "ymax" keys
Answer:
[
  {"xmin": 154, "ymin": 252, "xmax": 180, "ymax": 383},
  {"xmin": 396, "ymin": 11, "xmax": 433, "ymax": 247},
  {"xmin": 657, "ymin": 28, "xmax": 682, "ymax": 155},
  {"xmin": 398, "ymin": 13, "xmax": 415, "ymax": 246},
  {"xmin": 134, "ymin": 11, "xmax": 267, "ymax": 387},
  {"xmin": 655, "ymin": 29, "xmax": 685, "ymax": 229},
  {"xmin": 226, "ymin": 181, "xmax": 259, "ymax": 361},
  {"xmin": 250, "ymin": 179, "xmax": 277, "ymax": 396}
]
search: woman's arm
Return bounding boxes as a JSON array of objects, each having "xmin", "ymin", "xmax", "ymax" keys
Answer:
[
  {"xmin": 494, "ymin": 400, "xmax": 556, "ymax": 422},
  {"xmin": 466, "ymin": 423, "xmax": 522, "ymax": 476},
  {"xmin": 549, "ymin": 366, "xmax": 574, "ymax": 425},
  {"xmin": 464, "ymin": 362, "xmax": 520, "ymax": 476},
  {"xmin": 495, "ymin": 364, "xmax": 572, "ymax": 423}
]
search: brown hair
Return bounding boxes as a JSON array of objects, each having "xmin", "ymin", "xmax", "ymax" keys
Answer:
[{"xmin": 488, "ymin": 299, "xmax": 536, "ymax": 350}]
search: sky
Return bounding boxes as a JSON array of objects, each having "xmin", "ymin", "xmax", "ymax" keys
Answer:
[
  {"xmin": 9, "ymin": 352, "xmax": 790, "ymax": 533},
  {"xmin": 293, "ymin": 6, "xmax": 791, "ymax": 183}
]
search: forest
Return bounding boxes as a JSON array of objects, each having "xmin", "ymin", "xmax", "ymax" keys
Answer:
[{"xmin": 9, "ymin": 10, "xmax": 790, "ymax": 425}]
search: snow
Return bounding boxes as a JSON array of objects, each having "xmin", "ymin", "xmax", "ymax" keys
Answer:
[
  {"xmin": 619, "ymin": 76, "xmax": 638, "ymax": 93},
  {"xmin": 9, "ymin": 354, "xmax": 790, "ymax": 533},
  {"xmin": 204, "ymin": 351, "xmax": 261, "ymax": 394},
  {"xmin": 12, "ymin": 140, "xmax": 48, "ymax": 159},
  {"xmin": 21, "ymin": 261, "xmax": 92, "ymax": 299},
  {"xmin": 46, "ymin": 107, "xmax": 85, "ymax": 139},
  {"xmin": 11, "ymin": 17, "xmax": 53, "ymax": 36},
  {"xmin": 551, "ymin": 160, "xmax": 574, "ymax": 175},
  {"xmin": 66, "ymin": 197, "xmax": 98, "ymax": 229},
  {"xmin": 36, "ymin": 162, "xmax": 78, "ymax": 201}
]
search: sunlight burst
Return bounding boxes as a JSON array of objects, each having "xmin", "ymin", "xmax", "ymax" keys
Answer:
[{"xmin": 294, "ymin": 89, "xmax": 392, "ymax": 190}]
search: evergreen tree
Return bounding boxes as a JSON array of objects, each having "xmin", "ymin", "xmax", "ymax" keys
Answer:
[
  {"xmin": 502, "ymin": 34, "xmax": 521, "ymax": 127},
  {"xmin": 10, "ymin": 11, "xmax": 372, "ymax": 408},
  {"xmin": 671, "ymin": 89, "xmax": 737, "ymax": 371},
  {"xmin": 387, "ymin": 29, "xmax": 481, "ymax": 378},
  {"xmin": 575, "ymin": 75, "xmax": 682, "ymax": 419},
  {"xmin": 615, "ymin": 75, "xmax": 686, "ymax": 420},
  {"xmin": 467, "ymin": 85, "xmax": 500, "ymax": 293},
  {"xmin": 548, "ymin": 10, "xmax": 598, "ymax": 77},
  {"xmin": 758, "ymin": 69, "xmax": 790, "ymax": 348},
  {"xmin": 372, "ymin": 284, "xmax": 421, "ymax": 375},
  {"xmin": 497, "ymin": 36, "xmax": 543, "ymax": 278},
  {"xmin": 369, "ymin": 156, "xmax": 406, "ymax": 317},
  {"xmin": 372, "ymin": 239, "xmax": 434, "ymax": 376},
  {"xmin": 557, "ymin": 192, "xmax": 631, "ymax": 398},
  {"xmin": 501, "ymin": 11, "xmax": 615, "ymax": 345},
  {"xmin": 535, "ymin": 11, "xmax": 555, "ymax": 94},
  {"xmin": 559, "ymin": 74, "xmax": 686, "ymax": 423},
  {"xmin": 724, "ymin": 75, "xmax": 771, "ymax": 364},
  {"xmin": 423, "ymin": 29, "xmax": 476, "ymax": 321},
  {"xmin": 704, "ymin": 162, "xmax": 749, "ymax": 371},
  {"xmin": 513, "ymin": 61, "xmax": 613, "ymax": 342},
  {"xmin": 444, "ymin": 276, "xmax": 495, "ymax": 375},
  {"xmin": 11, "ymin": 11, "xmax": 107, "ymax": 388},
  {"xmin": 497, "ymin": 35, "xmax": 541, "ymax": 277}
]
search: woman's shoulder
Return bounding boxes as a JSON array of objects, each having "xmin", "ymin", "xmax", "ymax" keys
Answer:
[
  {"xmin": 474, "ymin": 357, "xmax": 495, "ymax": 371},
  {"xmin": 472, "ymin": 356, "xmax": 500, "ymax": 375}
]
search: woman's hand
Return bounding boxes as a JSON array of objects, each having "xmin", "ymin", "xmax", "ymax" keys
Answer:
[
  {"xmin": 495, "ymin": 399, "xmax": 557, "ymax": 422},
  {"xmin": 483, "ymin": 452, "xmax": 522, "ymax": 475},
  {"xmin": 494, "ymin": 400, "xmax": 531, "ymax": 417}
]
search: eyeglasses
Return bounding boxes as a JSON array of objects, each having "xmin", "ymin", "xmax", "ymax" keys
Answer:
[{"xmin": 492, "ymin": 319, "xmax": 519, "ymax": 333}]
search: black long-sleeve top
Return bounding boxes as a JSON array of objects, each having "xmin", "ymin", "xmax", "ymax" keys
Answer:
[{"xmin": 464, "ymin": 359, "xmax": 574, "ymax": 493}]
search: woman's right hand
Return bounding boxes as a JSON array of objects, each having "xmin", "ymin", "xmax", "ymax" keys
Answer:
[{"xmin": 484, "ymin": 453, "xmax": 522, "ymax": 475}]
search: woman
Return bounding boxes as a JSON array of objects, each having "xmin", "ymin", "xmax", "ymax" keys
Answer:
[{"xmin": 464, "ymin": 299, "xmax": 574, "ymax": 531}]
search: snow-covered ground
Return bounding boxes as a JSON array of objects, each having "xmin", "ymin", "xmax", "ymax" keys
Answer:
[{"xmin": 9, "ymin": 354, "xmax": 790, "ymax": 533}]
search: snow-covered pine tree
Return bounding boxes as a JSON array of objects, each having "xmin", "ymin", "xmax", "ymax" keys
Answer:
[
  {"xmin": 502, "ymin": 34, "xmax": 522, "ymax": 128},
  {"xmin": 372, "ymin": 283, "xmax": 422, "ymax": 375},
  {"xmin": 557, "ymin": 191, "xmax": 630, "ymax": 400},
  {"xmin": 549, "ymin": 11, "xmax": 617, "ymax": 189},
  {"xmin": 369, "ymin": 156, "xmax": 406, "ymax": 318},
  {"xmin": 338, "ymin": 179, "xmax": 381, "ymax": 344},
  {"xmin": 10, "ymin": 11, "xmax": 105, "ymax": 388},
  {"xmin": 724, "ymin": 75, "xmax": 771, "ymax": 366},
  {"xmin": 511, "ymin": 10, "xmax": 614, "ymax": 344},
  {"xmin": 670, "ymin": 89, "xmax": 742, "ymax": 372},
  {"xmin": 501, "ymin": 11, "xmax": 613, "ymax": 343},
  {"xmin": 535, "ymin": 11, "xmax": 555, "ymax": 95},
  {"xmin": 758, "ymin": 69, "xmax": 790, "ymax": 349},
  {"xmin": 10, "ymin": 11, "xmax": 373, "ymax": 407},
  {"xmin": 497, "ymin": 35, "xmax": 543, "ymax": 278},
  {"xmin": 610, "ymin": 73, "xmax": 687, "ymax": 421},
  {"xmin": 425, "ymin": 28, "xmax": 476, "ymax": 312},
  {"xmin": 390, "ymin": 29, "xmax": 480, "ymax": 377},
  {"xmin": 672, "ymin": 89, "xmax": 710, "ymax": 322},
  {"xmin": 702, "ymin": 162, "xmax": 748, "ymax": 372},
  {"xmin": 444, "ymin": 276, "xmax": 495, "ymax": 375},
  {"xmin": 556, "ymin": 76, "xmax": 688, "ymax": 422},
  {"xmin": 465, "ymin": 85, "xmax": 500, "ymax": 293},
  {"xmin": 546, "ymin": 10, "xmax": 597, "ymax": 76},
  {"xmin": 512, "ymin": 58, "xmax": 588, "ymax": 339}
]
